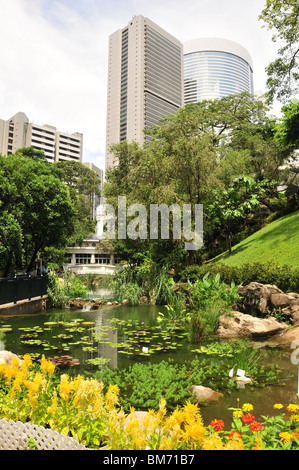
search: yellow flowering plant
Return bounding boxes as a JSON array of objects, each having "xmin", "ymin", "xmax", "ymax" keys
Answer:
[{"xmin": 1, "ymin": 356, "xmax": 299, "ymax": 450}]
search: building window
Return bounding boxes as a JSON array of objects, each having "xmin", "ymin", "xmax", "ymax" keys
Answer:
[
  {"xmin": 95, "ymin": 254, "xmax": 110, "ymax": 264},
  {"xmin": 65, "ymin": 253, "xmax": 72, "ymax": 263},
  {"xmin": 75, "ymin": 254, "xmax": 91, "ymax": 264}
]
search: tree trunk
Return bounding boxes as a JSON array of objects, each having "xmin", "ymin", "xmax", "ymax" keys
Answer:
[{"xmin": 26, "ymin": 249, "xmax": 39, "ymax": 274}]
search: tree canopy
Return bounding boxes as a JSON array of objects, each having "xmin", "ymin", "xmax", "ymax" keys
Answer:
[
  {"xmin": 259, "ymin": 0, "xmax": 299, "ymax": 103},
  {"xmin": 0, "ymin": 149, "xmax": 102, "ymax": 275},
  {"xmin": 105, "ymin": 93, "xmax": 295, "ymax": 266}
]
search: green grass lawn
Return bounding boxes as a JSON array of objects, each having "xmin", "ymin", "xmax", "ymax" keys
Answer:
[{"xmin": 211, "ymin": 210, "xmax": 299, "ymax": 269}]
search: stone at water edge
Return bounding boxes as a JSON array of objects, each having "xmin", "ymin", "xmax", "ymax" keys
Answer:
[
  {"xmin": 0, "ymin": 350, "xmax": 23, "ymax": 368},
  {"xmin": 217, "ymin": 311, "xmax": 288, "ymax": 338},
  {"xmin": 190, "ymin": 385, "xmax": 223, "ymax": 404}
]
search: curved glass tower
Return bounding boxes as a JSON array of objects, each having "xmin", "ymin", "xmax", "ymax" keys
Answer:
[{"xmin": 183, "ymin": 38, "xmax": 254, "ymax": 103}]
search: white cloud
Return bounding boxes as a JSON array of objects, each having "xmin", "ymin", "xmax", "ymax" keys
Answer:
[{"xmin": 0, "ymin": 0, "xmax": 282, "ymax": 171}]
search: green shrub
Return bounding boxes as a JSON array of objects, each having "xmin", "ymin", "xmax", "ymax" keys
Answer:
[
  {"xmin": 63, "ymin": 272, "xmax": 87, "ymax": 297},
  {"xmin": 109, "ymin": 268, "xmax": 143, "ymax": 305},
  {"xmin": 188, "ymin": 298, "xmax": 225, "ymax": 342},
  {"xmin": 179, "ymin": 263, "xmax": 299, "ymax": 293},
  {"xmin": 47, "ymin": 271, "xmax": 66, "ymax": 307},
  {"xmin": 187, "ymin": 272, "xmax": 241, "ymax": 310}
]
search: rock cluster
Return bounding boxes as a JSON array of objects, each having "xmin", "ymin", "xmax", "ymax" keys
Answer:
[
  {"xmin": 238, "ymin": 281, "xmax": 299, "ymax": 322},
  {"xmin": 65, "ymin": 298, "xmax": 122, "ymax": 310},
  {"xmin": 216, "ymin": 282, "xmax": 299, "ymax": 343}
]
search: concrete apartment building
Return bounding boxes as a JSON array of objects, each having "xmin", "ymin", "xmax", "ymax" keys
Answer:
[
  {"xmin": 0, "ymin": 111, "xmax": 83, "ymax": 163},
  {"xmin": 106, "ymin": 14, "xmax": 183, "ymax": 169}
]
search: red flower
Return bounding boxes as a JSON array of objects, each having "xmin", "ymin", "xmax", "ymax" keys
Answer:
[
  {"xmin": 250, "ymin": 421, "xmax": 263, "ymax": 433},
  {"xmin": 229, "ymin": 431, "xmax": 242, "ymax": 439},
  {"xmin": 242, "ymin": 413, "xmax": 255, "ymax": 424},
  {"xmin": 210, "ymin": 419, "xmax": 224, "ymax": 431}
]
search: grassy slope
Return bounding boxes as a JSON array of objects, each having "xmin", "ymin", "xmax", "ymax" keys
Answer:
[{"xmin": 210, "ymin": 210, "xmax": 299, "ymax": 269}]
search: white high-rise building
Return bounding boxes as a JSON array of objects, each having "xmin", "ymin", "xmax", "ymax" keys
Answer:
[
  {"xmin": 106, "ymin": 15, "xmax": 183, "ymax": 169},
  {"xmin": 0, "ymin": 111, "xmax": 83, "ymax": 163},
  {"xmin": 183, "ymin": 38, "xmax": 254, "ymax": 103}
]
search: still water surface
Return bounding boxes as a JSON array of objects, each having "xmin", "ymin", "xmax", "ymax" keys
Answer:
[{"xmin": 1, "ymin": 303, "xmax": 298, "ymax": 426}]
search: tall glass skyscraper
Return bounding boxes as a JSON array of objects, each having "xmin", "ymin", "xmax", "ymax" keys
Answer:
[
  {"xmin": 183, "ymin": 38, "xmax": 254, "ymax": 103},
  {"xmin": 106, "ymin": 15, "xmax": 183, "ymax": 169}
]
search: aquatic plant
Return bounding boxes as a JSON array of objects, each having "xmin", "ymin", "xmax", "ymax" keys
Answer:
[{"xmin": 187, "ymin": 272, "xmax": 240, "ymax": 310}]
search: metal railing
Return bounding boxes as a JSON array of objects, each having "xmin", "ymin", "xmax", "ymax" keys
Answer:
[{"xmin": 0, "ymin": 275, "xmax": 48, "ymax": 306}]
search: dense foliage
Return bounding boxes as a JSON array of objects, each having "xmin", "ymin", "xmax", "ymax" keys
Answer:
[
  {"xmin": 0, "ymin": 149, "xmax": 101, "ymax": 276},
  {"xmin": 105, "ymin": 92, "xmax": 298, "ymax": 273}
]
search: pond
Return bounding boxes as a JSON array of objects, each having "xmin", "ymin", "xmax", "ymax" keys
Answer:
[{"xmin": 0, "ymin": 303, "xmax": 298, "ymax": 426}]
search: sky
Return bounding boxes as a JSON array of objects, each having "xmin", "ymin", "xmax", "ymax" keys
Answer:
[{"xmin": 0, "ymin": 0, "xmax": 281, "ymax": 171}]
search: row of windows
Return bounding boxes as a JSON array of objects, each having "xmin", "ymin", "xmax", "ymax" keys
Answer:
[
  {"xmin": 184, "ymin": 60, "xmax": 251, "ymax": 79},
  {"xmin": 32, "ymin": 132, "xmax": 54, "ymax": 141},
  {"xmin": 184, "ymin": 80, "xmax": 251, "ymax": 97},
  {"xmin": 145, "ymin": 93, "xmax": 178, "ymax": 129},
  {"xmin": 120, "ymin": 28, "xmax": 128, "ymax": 142},
  {"xmin": 146, "ymin": 61, "xmax": 182, "ymax": 90},
  {"xmin": 32, "ymin": 126, "xmax": 55, "ymax": 136},
  {"xmin": 146, "ymin": 41, "xmax": 182, "ymax": 71},
  {"xmin": 66, "ymin": 254, "xmax": 121, "ymax": 265},
  {"xmin": 145, "ymin": 25, "xmax": 181, "ymax": 60},
  {"xmin": 59, "ymin": 147, "xmax": 80, "ymax": 154},
  {"xmin": 31, "ymin": 139, "xmax": 54, "ymax": 148},
  {"xmin": 184, "ymin": 74, "xmax": 251, "ymax": 90},
  {"xmin": 184, "ymin": 55, "xmax": 251, "ymax": 74},
  {"xmin": 184, "ymin": 50, "xmax": 250, "ymax": 66},
  {"xmin": 185, "ymin": 68, "xmax": 251, "ymax": 86},
  {"xmin": 184, "ymin": 56, "xmax": 250, "ymax": 72}
]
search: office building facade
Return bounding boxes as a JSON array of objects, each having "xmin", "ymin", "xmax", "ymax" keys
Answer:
[
  {"xmin": 0, "ymin": 111, "xmax": 83, "ymax": 162},
  {"xmin": 106, "ymin": 15, "xmax": 183, "ymax": 169},
  {"xmin": 183, "ymin": 38, "xmax": 254, "ymax": 103}
]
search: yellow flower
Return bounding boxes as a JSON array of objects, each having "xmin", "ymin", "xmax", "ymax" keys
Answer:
[
  {"xmin": 59, "ymin": 374, "xmax": 72, "ymax": 401},
  {"xmin": 251, "ymin": 437, "xmax": 263, "ymax": 450},
  {"xmin": 225, "ymin": 434, "xmax": 245, "ymax": 450},
  {"xmin": 274, "ymin": 403, "xmax": 284, "ymax": 410},
  {"xmin": 165, "ymin": 408, "xmax": 185, "ymax": 428},
  {"xmin": 242, "ymin": 403, "xmax": 253, "ymax": 412},
  {"xmin": 287, "ymin": 404, "xmax": 299, "ymax": 413},
  {"xmin": 11, "ymin": 356, "xmax": 21, "ymax": 372},
  {"xmin": 202, "ymin": 433, "xmax": 224, "ymax": 450},
  {"xmin": 233, "ymin": 410, "xmax": 243, "ymax": 418},
  {"xmin": 21, "ymin": 354, "xmax": 33, "ymax": 375},
  {"xmin": 292, "ymin": 428, "xmax": 299, "ymax": 440},
  {"xmin": 10, "ymin": 370, "xmax": 25, "ymax": 396},
  {"xmin": 159, "ymin": 437, "xmax": 172, "ymax": 450},
  {"xmin": 73, "ymin": 377, "xmax": 102, "ymax": 409},
  {"xmin": 106, "ymin": 383, "xmax": 119, "ymax": 409},
  {"xmin": 183, "ymin": 421, "xmax": 206, "ymax": 445},
  {"xmin": 47, "ymin": 392, "xmax": 58, "ymax": 415},
  {"xmin": 183, "ymin": 401, "xmax": 201, "ymax": 424},
  {"xmin": 40, "ymin": 355, "xmax": 56, "ymax": 376},
  {"xmin": 279, "ymin": 432, "xmax": 293, "ymax": 443}
]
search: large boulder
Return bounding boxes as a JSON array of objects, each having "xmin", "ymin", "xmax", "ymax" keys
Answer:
[
  {"xmin": 217, "ymin": 311, "xmax": 288, "ymax": 338},
  {"xmin": 238, "ymin": 282, "xmax": 283, "ymax": 315},
  {"xmin": 281, "ymin": 304, "xmax": 299, "ymax": 325},
  {"xmin": 238, "ymin": 282, "xmax": 299, "ymax": 321}
]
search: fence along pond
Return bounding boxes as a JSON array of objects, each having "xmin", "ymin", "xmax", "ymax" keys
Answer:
[{"xmin": 0, "ymin": 276, "xmax": 48, "ymax": 305}]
